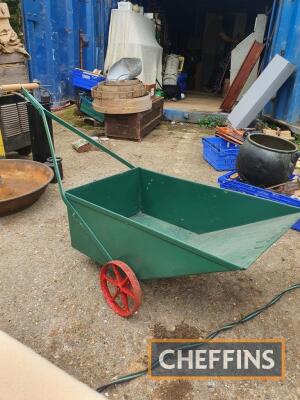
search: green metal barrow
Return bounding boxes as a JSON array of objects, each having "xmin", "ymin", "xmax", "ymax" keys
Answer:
[{"xmin": 23, "ymin": 90, "xmax": 300, "ymax": 317}]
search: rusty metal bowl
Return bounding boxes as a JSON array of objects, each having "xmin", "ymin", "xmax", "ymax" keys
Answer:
[{"xmin": 0, "ymin": 159, "xmax": 54, "ymax": 217}]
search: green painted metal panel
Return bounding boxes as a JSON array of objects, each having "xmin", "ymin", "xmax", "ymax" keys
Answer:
[
  {"xmin": 68, "ymin": 168, "xmax": 141, "ymax": 217},
  {"xmin": 140, "ymin": 169, "xmax": 298, "ymax": 233},
  {"xmin": 65, "ymin": 168, "xmax": 300, "ymax": 280},
  {"xmin": 22, "ymin": 89, "xmax": 300, "ymax": 282}
]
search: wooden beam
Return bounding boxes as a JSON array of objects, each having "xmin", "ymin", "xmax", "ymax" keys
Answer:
[{"xmin": 221, "ymin": 41, "xmax": 265, "ymax": 112}]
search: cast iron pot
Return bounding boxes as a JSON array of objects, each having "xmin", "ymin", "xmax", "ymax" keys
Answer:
[{"xmin": 237, "ymin": 133, "xmax": 300, "ymax": 187}]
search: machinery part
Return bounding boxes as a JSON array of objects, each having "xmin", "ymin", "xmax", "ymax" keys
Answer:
[
  {"xmin": 100, "ymin": 260, "xmax": 142, "ymax": 317},
  {"xmin": 237, "ymin": 133, "xmax": 300, "ymax": 187},
  {"xmin": 28, "ymin": 95, "xmax": 54, "ymax": 163},
  {"xmin": 0, "ymin": 159, "xmax": 53, "ymax": 216},
  {"xmin": 107, "ymin": 58, "xmax": 142, "ymax": 81},
  {"xmin": 0, "ymin": 93, "xmax": 31, "ymax": 153}
]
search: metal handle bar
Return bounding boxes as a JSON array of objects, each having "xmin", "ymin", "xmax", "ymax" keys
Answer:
[
  {"xmin": 22, "ymin": 88, "xmax": 116, "ymax": 261},
  {"xmin": 22, "ymin": 88, "xmax": 135, "ymax": 199}
]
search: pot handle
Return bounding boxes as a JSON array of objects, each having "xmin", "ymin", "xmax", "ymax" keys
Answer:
[{"xmin": 292, "ymin": 151, "xmax": 300, "ymax": 163}]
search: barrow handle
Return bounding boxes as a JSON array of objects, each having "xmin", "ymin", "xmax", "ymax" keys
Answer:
[
  {"xmin": 43, "ymin": 109, "xmax": 135, "ymax": 169},
  {"xmin": 22, "ymin": 88, "xmax": 135, "ymax": 177},
  {"xmin": 22, "ymin": 89, "xmax": 67, "ymax": 200},
  {"xmin": 22, "ymin": 88, "xmax": 116, "ymax": 261}
]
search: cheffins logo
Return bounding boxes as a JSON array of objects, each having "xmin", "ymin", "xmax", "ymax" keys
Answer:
[{"xmin": 148, "ymin": 339, "xmax": 285, "ymax": 380}]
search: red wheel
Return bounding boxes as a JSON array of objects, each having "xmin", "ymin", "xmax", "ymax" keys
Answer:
[{"xmin": 100, "ymin": 260, "xmax": 142, "ymax": 317}]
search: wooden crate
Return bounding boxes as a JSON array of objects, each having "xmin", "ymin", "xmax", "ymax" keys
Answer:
[{"xmin": 104, "ymin": 96, "xmax": 164, "ymax": 141}]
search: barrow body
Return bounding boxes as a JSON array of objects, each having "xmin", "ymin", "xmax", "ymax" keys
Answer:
[{"xmin": 66, "ymin": 168, "xmax": 300, "ymax": 280}]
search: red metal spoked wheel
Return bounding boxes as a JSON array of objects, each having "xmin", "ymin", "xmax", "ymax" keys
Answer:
[{"xmin": 100, "ymin": 260, "xmax": 142, "ymax": 318}]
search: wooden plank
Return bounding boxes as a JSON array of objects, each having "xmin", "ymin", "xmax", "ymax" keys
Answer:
[
  {"xmin": 215, "ymin": 126, "xmax": 245, "ymax": 145},
  {"xmin": 220, "ymin": 41, "xmax": 264, "ymax": 112},
  {"xmin": 92, "ymin": 80, "xmax": 146, "ymax": 100},
  {"xmin": 0, "ymin": 82, "xmax": 39, "ymax": 92},
  {"xmin": 93, "ymin": 93, "xmax": 152, "ymax": 114},
  {"xmin": 0, "ymin": 53, "xmax": 27, "ymax": 64},
  {"xmin": 0, "ymin": 63, "xmax": 29, "ymax": 85},
  {"xmin": 215, "ymin": 131, "xmax": 243, "ymax": 145}
]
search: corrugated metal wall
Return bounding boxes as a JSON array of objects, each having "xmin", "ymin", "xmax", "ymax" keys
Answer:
[
  {"xmin": 22, "ymin": 0, "xmax": 117, "ymax": 105},
  {"xmin": 264, "ymin": 0, "xmax": 300, "ymax": 124},
  {"xmin": 22, "ymin": 0, "xmax": 300, "ymax": 124}
]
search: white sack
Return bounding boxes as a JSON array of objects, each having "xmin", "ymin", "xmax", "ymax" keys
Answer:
[{"xmin": 104, "ymin": 9, "xmax": 162, "ymax": 85}]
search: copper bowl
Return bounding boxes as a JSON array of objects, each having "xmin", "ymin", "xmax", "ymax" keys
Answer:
[{"xmin": 0, "ymin": 159, "xmax": 54, "ymax": 217}]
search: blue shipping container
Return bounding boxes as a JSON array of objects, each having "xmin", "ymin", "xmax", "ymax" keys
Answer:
[
  {"xmin": 264, "ymin": 0, "xmax": 300, "ymax": 124},
  {"xmin": 22, "ymin": 0, "xmax": 117, "ymax": 106},
  {"xmin": 21, "ymin": 0, "xmax": 300, "ymax": 125}
]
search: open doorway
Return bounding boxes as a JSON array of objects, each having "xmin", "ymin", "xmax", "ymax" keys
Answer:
[{"xmin": 145, "ymin": 0, "xmax": 273, "ymax": 113}]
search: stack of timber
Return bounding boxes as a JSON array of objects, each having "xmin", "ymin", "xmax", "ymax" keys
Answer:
[
  {"xmin": 0, "ymin": 53, "xmax": 28, "ymax": 86},
  {"xmin": 215, "ymin": 126, "xmax": 245, "ymax": 145},
  {"xmin": 92, "ymin": 79, "xmax": 152, "ymax": 114},
  {"xmin": 263, "ymin": 128, "xmax": 294, "ymax": 142}
]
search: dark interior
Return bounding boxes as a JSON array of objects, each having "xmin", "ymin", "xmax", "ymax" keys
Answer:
[
  {"xmin": 143, "ymin": 0, "xmax": 273, "ymax": 92},
  {"xmin": 250, "ymin": 134, "xmax": 297, "ymax": 152}
]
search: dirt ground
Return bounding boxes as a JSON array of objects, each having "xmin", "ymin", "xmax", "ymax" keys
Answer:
[{"xmin": 1, "ymin": 114, "xmax": 300, "ymax": 400}]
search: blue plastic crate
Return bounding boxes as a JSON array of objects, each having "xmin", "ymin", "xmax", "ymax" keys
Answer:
[
  {"xmin": 202, "ymin": 137, "xmax": 240, "ymax": 171},
  {"xmin": 218, "ymin": 171, "xmax": 300, "ymax": 232},
  {"xmin": 72, "ymin": 68, "xmax": 105, "ymax": 90}
]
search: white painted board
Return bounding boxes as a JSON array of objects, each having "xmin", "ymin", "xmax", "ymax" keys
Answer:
[
  {"xmin": 228, "ymin": 55, "xmax": 295, "ymax": 129},
  {"xmin": 230, "ymin": 14, "xmax": 267, "ymax": 99}
]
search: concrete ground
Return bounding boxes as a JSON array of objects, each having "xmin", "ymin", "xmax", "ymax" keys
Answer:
[
  {"xmin": 164, "ymin": 92, "xmax": 222, "ymax": 113},
  {"xmin": 1, "ymin": 113, "xmax": 300, "ymax": 400}
]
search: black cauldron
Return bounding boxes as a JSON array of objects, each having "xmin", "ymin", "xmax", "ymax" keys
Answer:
[{"xmin": 237, "ymin": 133, "xmax": 300, "ymax": 187}]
